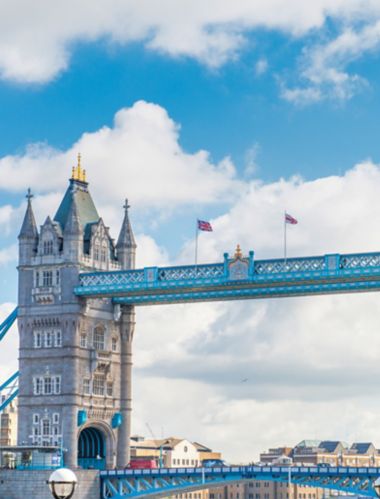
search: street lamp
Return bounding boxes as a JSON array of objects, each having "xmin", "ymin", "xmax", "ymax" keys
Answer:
[{"xmin": 47, "ymin": 468, "xmax": 77, "ymax": 499}]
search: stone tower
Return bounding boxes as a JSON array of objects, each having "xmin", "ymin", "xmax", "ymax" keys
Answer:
[{"xmin": 17, "ymin": 158, "xmax": 136, "ymax": 468}]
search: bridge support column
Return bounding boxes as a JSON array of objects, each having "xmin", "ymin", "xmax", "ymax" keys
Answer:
[{"xmin": 117, "ymin": 305, "xmax": 135, "ymax": 467}]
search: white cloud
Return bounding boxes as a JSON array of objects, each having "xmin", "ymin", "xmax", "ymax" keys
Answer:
[
  {"xmin": 131, "ymin": 160, "xmax": 380, "ymax": 460},
  {"xmin": 282, "ymin": 20, "xmax": 380, "ymax": 104},
  {"xmin": 1, "ymin": 0, "xmax": 380, "ymax": 83},
  {"xmin": 255, "ymin": 58, "xmax": 268, "ymax": 76},
  {"xmin": 0, "ymin": 101, "xmax": 240, "ymax": 214},
  {"xmin": 0, "ymin": 244, "xmax": 17, "ymax": 266}
]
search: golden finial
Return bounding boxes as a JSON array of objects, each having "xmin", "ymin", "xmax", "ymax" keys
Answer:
[
  {"xmin": 234, "ymin": 244, "xmax": 243, "ymax": 259},
  {"xmin": 71, "ymin": 153, "xmax": 86, "ymax": 182}
]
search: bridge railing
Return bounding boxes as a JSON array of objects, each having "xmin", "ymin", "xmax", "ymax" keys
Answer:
[
  {"xmin": 77, "ymin": 250, "xmax": 380, "ymax": 293},
  {"xmin": 101, "ymin": 465, "xmax": 380, "ymax": 498}
]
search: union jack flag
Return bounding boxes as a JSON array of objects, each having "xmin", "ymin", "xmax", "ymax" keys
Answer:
[
  {"xmin": 285, "ymin": 213, "xmax": 298, "ymax": 225},
  {"xmin": 198, "ymin": 219, "xmax": 213, "ymax": 232}
]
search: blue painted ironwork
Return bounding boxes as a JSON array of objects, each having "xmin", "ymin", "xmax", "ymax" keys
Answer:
[
  {"xmin": 0, "ymin": 307, "xmax": 17, "ymax": 341},
  {"xmin": 112, "ymin": 412, "xmax": 122, "ymax": 429},
  {"xmin": 78, "ymin": 427, "xmax": 106, "ymax": 470},
  {"xmin": 0, "ymin": 371, "xmax": 19, "ymax": 412},
  {"xmin": 100, "ymin": 465, "xmax": 380, "ymax": 498},
  {"xmin": 75, "ymin": 250, "xmax": 380, "ymax": 305},
  {"xmin": 77, "ymin": 409, "xmax": 87, "ymax": 426}
]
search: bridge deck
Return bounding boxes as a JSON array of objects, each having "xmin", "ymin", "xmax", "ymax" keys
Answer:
[
  {"xmin": 75, "ymin": 250, "xmax": 380, "ymax": 305},
  {"xmin": 100, "ymin": 465, "xmax": 380, "ymax": 498}
]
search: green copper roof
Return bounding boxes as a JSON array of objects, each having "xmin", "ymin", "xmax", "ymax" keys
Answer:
[{"xmin": 54, "ymin": 179, "xmax": 99, "ymax": 234}]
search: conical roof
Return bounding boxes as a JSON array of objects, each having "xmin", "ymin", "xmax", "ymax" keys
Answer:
[
  {"xmin": 116, "ymin": 199, "xmax": 136, "ymax": 248},
  {"xmin": 54, "ymin": 178, "xmax": 99, "ymax": 232},
  {"xmin": 19, "ymin": 189, "xmax": 38, "ymax": 239}
]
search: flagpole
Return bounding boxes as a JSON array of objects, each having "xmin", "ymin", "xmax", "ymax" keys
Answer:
[
  {"xmin": 195, "ymin": 219, "xmax": 199, "ymax": 265},
  {"xmin": 284, "ymin": 210, "xmax": 287, "ymax": 264}
]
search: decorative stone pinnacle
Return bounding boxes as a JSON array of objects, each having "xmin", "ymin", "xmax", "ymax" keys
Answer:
[
  {"xmin": 123, "ymin": 199, "xmax": 130, "ymax": 211},
  {"xmin": 234, "ymin": 244, "xmax": 243, "ymax": 259},
  {"xmin": 26, "ymin": 187, "xmax": 33, "ymax": 201}
]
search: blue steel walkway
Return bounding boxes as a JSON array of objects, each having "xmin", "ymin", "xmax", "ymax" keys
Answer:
[
  {"xmin": 101, "ymin": 465, "xmax": 380, "ymax": 498},
  {"xmin": 75, "ymin": 249, "xmax": 380, "ymax": 305}
]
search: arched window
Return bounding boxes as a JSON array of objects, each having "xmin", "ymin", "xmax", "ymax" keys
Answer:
[{"xmin": 93, "ymin": 324, "xmax": 105, "ymax": 351}]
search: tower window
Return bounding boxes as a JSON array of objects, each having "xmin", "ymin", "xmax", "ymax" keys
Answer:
[
  {"xmin": 43, "ymin": 240, "xmax": 53, "ymax": 255},
  {"xmin": 101, "ymin": 247, "xmax": 107, "ymax": 262},
  {"xmin": 94, "ymin": 245, "xmax": 100, "ymax": 260},
  {"xmin": 106, "ymin": 381, "xmax": 113, "ymax": 397},
  {"xmin": 45, "ymin": 331, "xmax": 53, "ymax": 348},
  {"xmin": 42, "ymin": 271, "xmax": 53, "ymax": 287},
  {"xmin": 44, "ymin": 377, "xmax": 52, "ymax": 394},
  {"xmin": 34, "ymin": 331, "xmax": 42, "ymax": 348},
  {"xmin": 80, "ymin": 334, "xmax": 87, "ymax": 348},
  {"xmin": 42, "ymin": 419, "xmax": 51, "ymax": 436},
  {"xmin": 33, "ymin": 377, "xmax": 43, "ymax": 395},
  {"xmin": 54, "ymin": 329, "xmax": 62, "ymax": 347},
  {"xmin": 93, "ymin": 325, "xmax": 105, "ymax": 351},
  {"xmin": 111, "ymin": 337, "xmax": 117, "ymax": 352},
  {"xmin": 56, "ymin": 270, "xmax": 60, "ymax": 286},
  {"xmin": 54, "ymin": 376, "xmax": 61, "ymax": 394},
  {"xmin": 53, "ymin": 413, "xmax": 59, "ymax": 424},
  {"xmin": 93, "ymin": 374, "xmax": 105, "ymax": 396},
  {"xmin": 33, "ymin": 413, "xmax": 39, "ymax": 425}
]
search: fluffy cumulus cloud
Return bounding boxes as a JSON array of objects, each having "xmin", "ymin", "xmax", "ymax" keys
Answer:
[
  {"xmin": 131, "ymin": 161, "xmax": 380, "ymax": 460},
  {"xmin": 4, "ymin": 104, "xmax": 380, "ymax": 460},
  {"xmin": 0, "ymin": 101, "xmax": 239, "ymax": 212},
  {"xmin": 1, "ymin": 0, "xmax": 380, "ymax": 102}
]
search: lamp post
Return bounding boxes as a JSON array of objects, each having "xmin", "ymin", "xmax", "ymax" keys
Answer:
[
  {"xmin": 47, "ymin": 468, "xmax": 77, "ymax": 499},
  {"xmin": 374, "ymin": 477, "xmax": 380, "ymax": 498}
]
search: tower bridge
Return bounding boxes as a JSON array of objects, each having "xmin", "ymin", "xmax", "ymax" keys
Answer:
[{"xmin": 2, "ymin": 161, "xmax": 380, "ymax": 498}]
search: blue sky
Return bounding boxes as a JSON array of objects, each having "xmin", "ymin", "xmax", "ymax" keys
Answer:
[{"xmin": 4, "ymin": 1, "xmax": 380, "ymax": 460}]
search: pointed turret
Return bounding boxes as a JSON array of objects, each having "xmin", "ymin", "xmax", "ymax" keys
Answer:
[
  {"xmin": 63, "ymin": 191, "xmax": 83, "ymax": 261},
  {"xmin": 116, "ymin": 199, "xmax": 136, "ymax": 269},
  {"xmin": 19, "ymin": 188, "xmax": 38, "ymax": 239},
  {"xmin": 18, "ymin": 188, "xmax": 38, "ymax": 264},
  {"xmin": 63, "ymin": 192, "xmax": 81, "ymax": 236}
]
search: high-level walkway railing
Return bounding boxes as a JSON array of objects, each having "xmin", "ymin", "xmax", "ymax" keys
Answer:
[
  {"xmin": 75, "ymin": 250, "xmax": 380, "ymax": 305},
  {"xmin": 101, "ymin": 465, "xmax": 380, "ymax": 498}
]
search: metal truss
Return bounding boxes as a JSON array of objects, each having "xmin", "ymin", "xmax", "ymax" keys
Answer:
[
  {"xmin": 0, "ymin": 371, "xmax": 19, "ymax": 412},
  {"xmin": 0, "ymin": 308, "xmax": 19, "ymax": 412},
  {"xmin": 0, "ymin": 307, "xmax": 17, "ymax": 341},
  {"xmin": 75, "ymin": 250, "xmax": 380, "ymax": 305},
  {"xmin": 100, "ymin": 465, "xmax": 380, "ymax": 499}
]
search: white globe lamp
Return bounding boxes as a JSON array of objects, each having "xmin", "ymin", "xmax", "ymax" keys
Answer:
[{"xmin": 47, "ymin": 468, "xmax": 77, "ymax": 499}]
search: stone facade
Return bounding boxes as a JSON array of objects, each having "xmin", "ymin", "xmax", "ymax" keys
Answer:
[
  {"xmin": 0, "ymin": 469, "xmax": 99, "ymax": 499},
  {"xmin": 17, "ymin": 162, "xmax": 136, "ymax": 469}
]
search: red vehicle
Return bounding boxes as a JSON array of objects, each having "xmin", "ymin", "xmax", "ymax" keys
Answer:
[{"xmin": 128, "ymin": 459, "xmax": 157, "ymax": 469}]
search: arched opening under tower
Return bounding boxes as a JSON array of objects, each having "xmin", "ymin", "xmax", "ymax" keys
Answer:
[{"xmin": 78, "ymin": 426, "xmax": 106, "ymax": 470}]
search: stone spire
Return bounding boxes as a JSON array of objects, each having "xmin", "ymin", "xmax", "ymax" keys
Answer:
[
  {"xmin": 63, "ymin": 191, "xmax": 83, "ymax": 261},
  {"xmin": 116, "ymin": 199, "xmax": 136, "ymax": 269},
  {"xmin": 63, "ymin": 192, "xmax": 81, "ymax": 235},
  {"xmin": 19, "ymin": 188, "xmax": 38, "ymax": 239}
]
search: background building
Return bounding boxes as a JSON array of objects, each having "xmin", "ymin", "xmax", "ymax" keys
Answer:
[
  {"xmin": 0, "ymin": 394, "xmax": 17, "ymax": 446},
  {"xmin": 130, "ymin": 435, "xmax": 222, "ymax": 467}
]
